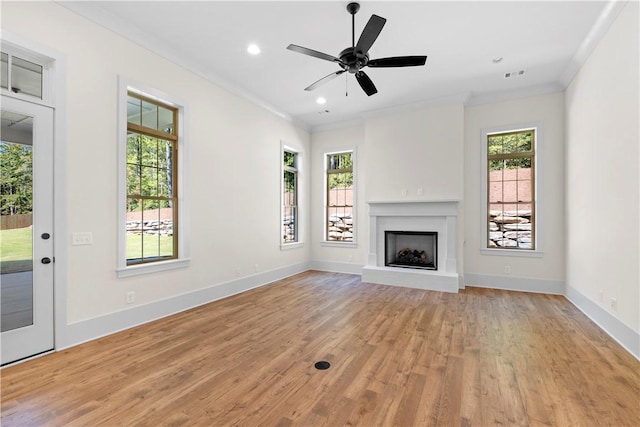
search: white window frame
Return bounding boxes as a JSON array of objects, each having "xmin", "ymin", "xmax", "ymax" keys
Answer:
[
  {"xmin": 117, "ymin": 77, "xmax": 190, "ymax": 277},
  {"xmin": 281, "ymin": 142, "xmax": 303, "ymax": 249},
  {"xmin": 480, "ymin": 122, "xmax": 543, "ymax": 258},
  {"xmin": 322, "ymin": 147, "xmax": 357, "ymax": 248},
  {"xmin": 0, "ymin": 43, "xmax": 53, "ymax": 104}
]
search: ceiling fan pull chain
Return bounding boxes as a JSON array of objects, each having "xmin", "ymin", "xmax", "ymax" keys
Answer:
[{"xmin": 346, "ymin": 72, "xmax": 349, "ymax": 96}]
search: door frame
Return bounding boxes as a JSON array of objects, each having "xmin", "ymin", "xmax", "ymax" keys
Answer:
[{"xmin": 1, "ymin": 31, "xmax": 67, "ymax": 364}]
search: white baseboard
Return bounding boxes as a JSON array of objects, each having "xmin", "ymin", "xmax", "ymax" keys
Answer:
[
  {"xmin": 565, "ymin": 284, "xmax": 640, "ymax": 361},
  {"xmin": 464, "ymin": 273, "xmax": 564, "ymax": 294},
  {"xmin": 309, "ymin": 260, "xmax": 363, "ymax": 275},
  {"xmin": 58, "ymin": 262, "xmax": 310, "ymax": 350}
]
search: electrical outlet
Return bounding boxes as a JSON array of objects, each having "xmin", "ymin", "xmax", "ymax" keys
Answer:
[
  {"xmin": 610, "ymin": 297, "xmax": 617, "ymax": 311},
  {"xmin": 72, "ymin": 232, "xmax": 93, "ymax": 245},
  {"xmin": 126, "ymin": 291, "xmax": 135, "ymax": 304},
  {"xmin": 504, "ymin": 265, "xmax": 511, "ymax": 274}
]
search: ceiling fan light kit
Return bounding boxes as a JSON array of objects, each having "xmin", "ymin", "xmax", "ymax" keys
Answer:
[{"xmin": 287, "ymin": 2, "xmax": 427, "ymax": 97}]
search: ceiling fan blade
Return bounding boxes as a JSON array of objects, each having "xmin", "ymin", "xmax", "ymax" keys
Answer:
[
  {"xmin": 355, "ymin": 71, "xmax": 378, "ymax": 96},
  {"xmin": 368, "ymin": 56, "xmax": 427, "ymax": 68},
  {"xmin": 305, "ymin": 70, "xmax": 346, "ymax": 91},
  {"xmin": 287, "ymin": 44, "xmax": 341, "ymax": 63},
  {"xmin": 355, "ymin": 14, "xmax": 386, "ymax": 54}
]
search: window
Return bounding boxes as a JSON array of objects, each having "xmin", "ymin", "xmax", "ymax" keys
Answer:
[
  {"xmin": 325, "ymin": 151, "xmax": 354, "ymax": 242},
  {"xmin": 282, "ymin": 149, "xmax": 298, "ymax": 244},
  {"xmin": 487, "ymin": 129, "xmax": 535, "ymax": 250},
  {"xmin": 1, "ymin": 50, "xmax": 45, "ymax": 100},
  {"xmin": 125, "ymin": 92, "xmax": 178, "ymax": 265},
  {"xmin": 118, "ymin": 80, "xmax": 189, "ymax": 277}
]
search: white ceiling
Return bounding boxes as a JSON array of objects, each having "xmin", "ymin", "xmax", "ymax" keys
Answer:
[{"xmin": 60, "ymin": 1, "xmax": 622, "ymax": 131}]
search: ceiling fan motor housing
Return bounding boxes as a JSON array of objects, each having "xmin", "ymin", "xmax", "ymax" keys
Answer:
[{"xmin": 339, "ymin": 47, "xmax": 368, "ymax": 73}]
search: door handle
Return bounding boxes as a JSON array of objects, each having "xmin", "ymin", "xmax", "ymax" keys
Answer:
[{"xmin": 41, "ymin": 257, "xmax": 52, "ymax": 264}]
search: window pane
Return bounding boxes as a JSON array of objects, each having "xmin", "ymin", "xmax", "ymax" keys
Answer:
[
  {"xmin": 158, "ymin": 168, "xmax": 169, "ymax": 197},
  {"xmin": 159, "ymin": 200, "xmax": 174, "ymax": 258},
  {"xmin": 517, "ymin": 179, "xmax": 532, "ymax": 202},
  {"xmin": 127, "ymin": 133, "xmax": 141, "ymax": 165},
  {"xmin": 140, "ymin": 136, "xmax": 157, "ymax": 166},
  {"xmin": 488, "ymin": 160, "xmax": 503, "ymax": 178},
  {"xmin": 127, "ymin": 95, "xmax": 142, "ymax": 125},
  {"xmin": 284, "ymin": 170, "xmax": 296, "ymax": 205},
  {"xmin": 126, "ymin": 198, "xmax": 143, "ymax": 262},
  {"xmin": 488, "ymin": 135, "xmax": 502, "ymax": 155},
  {"xmin": 1, "ymin": 52, "xmax": 8, "ymax": 89},
  {"xmin": 503, "ymin": 134, "xmax": 519, "ymax": 154},
  {"xmin": 142, "ymin": 202, "xmax": 161, "ymax": 259},
  {"xmin": 127, "ymin": 164, "xmax": 141, "ymax": 196},
  {"xmin": 141, "ymin": 166, "xmax": 158, "ymax": 196},
  {"xmin": 283, "ymin": 206, "xmax": 297, "ymax": 242},
  {"xmin": 11, "ymin": 56, "xmax": 42, "ymax": 99},
  {"xmin": 158, "ymin": 106, "xmax": 174, "ymax": 134},
  {"xmin": 518, "ymin": 132, "xmax": 533, "ymax": 152},
  {"xmin": 284, "ymin": 151, "xmax": 295, "ymax": 167},
  {"xmin": 489, "ymin": 181, "xmax": 502, "ymax": 203},
  {"xmin": 141, "ymin": 100, "xmax": 158, "ymax": 129},
  {"xmin": 503, "ymin": 180, "xmax": 518, "ymax": 202}
]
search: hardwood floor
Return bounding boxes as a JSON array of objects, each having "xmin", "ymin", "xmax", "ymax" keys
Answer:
[{"xmin": 1, "ymin": 271, "xmax": 639, "ymax": 426}]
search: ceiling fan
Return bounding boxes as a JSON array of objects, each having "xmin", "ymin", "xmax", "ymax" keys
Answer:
[{"xmin": 287, "ymin": 2, "xmax": 427, "ymax": 96}]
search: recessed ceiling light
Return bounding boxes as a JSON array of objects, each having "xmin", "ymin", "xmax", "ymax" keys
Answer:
[
  {"xmin": 492, "ymin": 57, "xmax": 503, "ymax": 64},
  {"xmin": 247, "ymin": 44, "xmax": 261, "ymax": 55},
  {"xmin": 316, "ymin": 97, "xmax": 326, "ymax": 105}
]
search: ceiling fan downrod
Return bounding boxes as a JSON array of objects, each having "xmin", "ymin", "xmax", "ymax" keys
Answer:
[{"xmin": 347, "ymin": 2, "xmax": 360, "ymax": 48}]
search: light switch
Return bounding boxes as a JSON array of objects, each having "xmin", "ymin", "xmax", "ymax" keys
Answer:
[{"xmin": 72, "ymin": 232, "xmax": 93, "ymax": 245}]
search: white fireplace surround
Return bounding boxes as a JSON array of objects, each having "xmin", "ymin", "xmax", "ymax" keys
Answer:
[{"xmin": 362, "ymin": 200, "xmax": 460, "ymax": 293}]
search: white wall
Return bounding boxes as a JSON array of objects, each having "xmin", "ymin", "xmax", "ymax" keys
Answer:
[
  {"xmin": 364, "ymin": 104, "xmax": 464, "ymax": 202},
  {"xmin": 2, "ymin": 2, "xmax": 310, "ymax": 344},
  {"xmin": 565, "ymin": 1, "xmax": 639, "ymax": 347},
  {"xmin": 463, "ymin": 92, "xmax": 566, "ymax": 292}
]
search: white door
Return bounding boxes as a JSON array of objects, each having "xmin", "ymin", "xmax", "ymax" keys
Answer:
[{"xmin": 1, "ymin": 95, "xmax": 54, "ymax": 365}]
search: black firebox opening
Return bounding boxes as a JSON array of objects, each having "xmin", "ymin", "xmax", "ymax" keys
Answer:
[{"xmin": 385, "ymin": 231, "xmax": 437, "ymax": 270}]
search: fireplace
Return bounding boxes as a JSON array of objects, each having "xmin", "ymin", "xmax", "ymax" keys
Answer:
[
  {"xmin": 385, "ymin": 231, "xmax": 437, "ymax": 270},
  {"xmin": 362, "ymin": 200, "xmax": 460, "ymax": 293}
]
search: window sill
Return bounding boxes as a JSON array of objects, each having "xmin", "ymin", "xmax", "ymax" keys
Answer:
[
  {"xmin": 480, "ymin": 248, "xmax": 543, "ymax": 258},
  {"xmin": 321, "ymin": 241, "xmax": 357, "ymax": 248},
  {"xmin": 281, "ymin": 242, "xmax": 304, "ymax": 251},
  {"xmin": 117, "ymin": 258, "xmax": 190, "ymax": 278}
]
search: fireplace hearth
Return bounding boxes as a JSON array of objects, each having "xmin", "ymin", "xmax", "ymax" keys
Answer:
[{"xmin": 385, "ymin": 231, "xmax": 437, "ymax": 270}]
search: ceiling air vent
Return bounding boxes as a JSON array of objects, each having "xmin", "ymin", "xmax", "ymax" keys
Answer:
[{"xmin": 505, "ymin": 70, "xmax": 526, "ymax": 78}]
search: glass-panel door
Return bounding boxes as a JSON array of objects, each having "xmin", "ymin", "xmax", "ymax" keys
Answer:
[{"xmin": 1, "ymin": 95, "xmax": 54, "ymax": 365}]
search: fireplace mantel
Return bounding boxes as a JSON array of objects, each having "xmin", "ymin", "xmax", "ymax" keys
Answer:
[{"xmin": 362, "ymin": 200, "xmax": 460, "ymax": 293}]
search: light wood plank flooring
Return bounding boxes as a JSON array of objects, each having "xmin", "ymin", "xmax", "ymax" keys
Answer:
[{"xmin": 1, "ymin": 271, "xmax": 639, "ymax": 426}]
